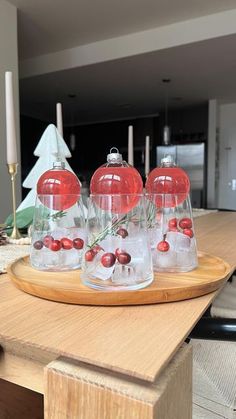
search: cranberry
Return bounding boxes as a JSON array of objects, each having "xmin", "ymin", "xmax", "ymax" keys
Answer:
[
  {"xmin": 179, "ymin": 218, "xmax": 192, "ymax": 229},
  {"xmin": 93, "ymin": 245, "xmax": 104, "ymax": 253},
  {"xmin": 73, "ymin": 238, "xmax": 84, "ymax": 250},
  {"xmin": 115, "ymin": 248, "xmax": 124, "ymax": 258},
  {"xmin": 85, "ymin": 249, "xmax": 96, "ymax": 262},
  {"xmin": 61, "ymin": 237, "xmax": 73, "ymax": 250},
  {"xmin": 157, "ymin": 240, "xmax": 170, "ymax": 252},
  {"xmin": 101, "ymin": 253, "xmax": 116, "ymax": 268},
  {"xmin": 117, "ymin": 252, "xmax": 131, "ymax": 265},
  {"xmin": 33, "ymin": 240, "xmax": 43, "ymax": 250},
  {"xmin": 43, "ymin": 235, "xmax": 54, "ymax": 248},
  {"xmin": 183, "ymin": 228, "xmax": 194, "ymax": 238},
  {"xmin": 169, "ymin": 227, "xmax": 179, "ymax": 232},
  {"xmin": 49, "ymin": 240, "xmax": 62, "ymax": 251},
  {"xmin": 117, "ymin": 228, "xmax": 128, "ymax": 238},
  {"xmin": 168, "ymin": 218, "xmax": 177, "ymax": 229}
]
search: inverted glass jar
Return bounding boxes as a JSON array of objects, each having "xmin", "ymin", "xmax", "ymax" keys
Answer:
[
  {"xmin": 81, "ymin": 194, "xmax": 154, "ymax": 291},
  {"xmin": 145, "ymin": 193, "xmax": 198, "ymax": 273},
  {"xmin": 30, "ymin": 194, "xmax": 86, "ymax": 271}
]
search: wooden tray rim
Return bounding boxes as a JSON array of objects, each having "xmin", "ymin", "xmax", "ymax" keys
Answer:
[{"xmin": 6, "ymin": 252, "xmax": 232, "ymax": 306}]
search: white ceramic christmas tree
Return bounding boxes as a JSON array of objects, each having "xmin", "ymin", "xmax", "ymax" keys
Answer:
[{"xmin": 17, "ymin": 124, "xmax": 76, "ymax": 212}]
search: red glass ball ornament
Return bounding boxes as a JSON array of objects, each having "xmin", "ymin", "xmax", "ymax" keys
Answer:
[
  {"xmin": 157, "ymin": 240, "xmax": 170, "ymax": 252},
  {"xmin": 145, "ymin": 159, "xmax": 190, "ymax": 208},
  {"xmin": 101, "ymin": 253, "xmax": 116, "ymax": 268},
  {"xmin": 90, "ymin": 149, "xmax": 143, "ymax": 213},
  {"xmin": 37, "ymin": 163, "xmax": 80, "ymax": 210}
]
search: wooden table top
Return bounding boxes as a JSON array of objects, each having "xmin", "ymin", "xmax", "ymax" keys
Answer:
[{"xmin": 0, "ymin": 212, "xmax": 235, "ymax": 383}]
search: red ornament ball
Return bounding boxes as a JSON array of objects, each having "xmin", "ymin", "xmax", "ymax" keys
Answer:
[
  {"xmin": 145, "ymin": 166, "xmax": 190, "ymax": 208},
  {"xmin": 179, "ymin": 218, "xmax": 192, "ymax": 229},
  {"xmin": 157, "ymin": 240, "xmax": 170, "ymax": 252},
  {"xmin": 101, "ymin": 253, "xmax": 116, "ymax": 268},
  {"xmin": 73, "ymin": 238, "xmax": 84, "ymax": 250},
  {"xmin": 90, "ymin": 166, "xmax": 143, "ymax": 214},
  {"xmin": 49, "ymin": 240, "xmax": 62, "ymax": 251},
  {"xmin": 117, "ymin": 252, "xmax": 131, "ymax": 265},
  {"xmin": 37, "ymin": 166, "xmax": 80, "ymax": 210},
  {"xmin": 61, "ymin": 237, "xmax": 73, "ymax": 250},
  {"xmin": 183, "ymin": 228, "xmax": 194, "ymax": 238}
]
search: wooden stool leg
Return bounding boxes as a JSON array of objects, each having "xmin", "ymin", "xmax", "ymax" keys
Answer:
[{"xmin": 44, "ymin": 344, "xmax": 192, "ymax": 419}]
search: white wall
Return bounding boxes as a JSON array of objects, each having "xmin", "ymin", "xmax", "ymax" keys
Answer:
[
  {"xmin": 218, "ymin": 103, "xmax": 236, "ymax": 210},
  {"xmin": 207, "ymin": 99, "xmax": 218, "ymax": 208},
  {"xmin": 207, "ymin": 100, "xmax": 236, "ymax": 210},
  {"xmin": 0, "ymin": 0, "xmax": 21, "ymax": 222}
]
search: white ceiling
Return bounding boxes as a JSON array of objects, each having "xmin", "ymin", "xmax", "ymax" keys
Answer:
[
  {"xmin": 9, "ymin": 0, "xmax": 236, "ymax": 59},
  {"xmin": 8, "ymin": 0, "xmax": 236, "ymax": 124}
]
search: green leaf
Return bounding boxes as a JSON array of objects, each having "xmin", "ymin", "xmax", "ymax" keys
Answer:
[{"xmin": 5, "ymin": 206, "xmax": 35, "ymax": 229}]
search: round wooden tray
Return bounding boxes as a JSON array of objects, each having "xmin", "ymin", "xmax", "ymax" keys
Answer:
[{"xmin": 6, "ymin": 252, "xmax": 231, "ymax": 306}]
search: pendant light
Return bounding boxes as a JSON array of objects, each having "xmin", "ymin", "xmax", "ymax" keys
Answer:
[{"xmin": 162, "ymin": 78, "xmax": 171, "ymax": 146}]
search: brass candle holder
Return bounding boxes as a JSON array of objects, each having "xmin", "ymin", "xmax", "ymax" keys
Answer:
[{"xmin": 7, "ymin": 163, "xmax": 22, "ymax": 239}]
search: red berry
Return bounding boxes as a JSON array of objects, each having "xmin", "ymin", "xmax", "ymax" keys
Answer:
[
  {"xmin": 93, "ymin": 245, "xmax": 104, "ymax": 253},
  {"xmin": 73, "ymin": 238, "xmax": 84, "ymax": 250},
  {"xmin": 115, "ymin": 248, "xmax": 124, "ymax": 258},
  {"xmin": 85, "ymin": 249, "xmax": 96, "ymax": 262},
  {"xmin": 101, "ymin": 253, "xmax": 116, "ymax": 268},
  {"xmin": 49, "ymin": 240, "xmax": 62, "ymax": 251},
  {"xmin": 61, "ymin": 237, "xmax": 73, "ymax": 250},
  {"xmin": 183, "ymin": 228, "xmax": 194, "ymax": 238},
  {"xmin": 33, "ymin": 240, "xmax": 43, "ymax": 250},
  {"xmin": 157, "ymin": 240, "xmax": 170, "ymax": 252},
  {"xmin": 179, "ymin": 218, "xmax": 192, "ymax": 229},
  {"xmin": 43, "ymin": 235, "xmax": 54, "ymax": 247},
  {"xmin": 117, "ymin": 228, "xmax": 128, "ymax": 238},
  {"xmin": 169, "ymin": 227, "xmax": 179, "ymax": 232},
  {"xmin": 168, "ymin": 218, "xmax": 177, "ymax": 229},
  {"xmin": 117, "ymin": 252, "xmax": 131, "ymax": 265}
]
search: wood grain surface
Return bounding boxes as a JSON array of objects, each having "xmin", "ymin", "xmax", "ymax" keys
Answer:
[
  {"xmin": 7, "ymin": 252, "xmax": 231, "ymax": 305},
  {"xmin": 0, "ymin": 212, "xmax": 235, "ymax": 383},
  {"xmin": 45, "ymin": 345, "xmax": 192, "ymax": 419}
]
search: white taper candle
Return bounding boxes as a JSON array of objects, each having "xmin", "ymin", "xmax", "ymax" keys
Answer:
[
  {"xmin": 56, "ymin": 102, "xmax": 63, "ymax": 137},
  {"xmin": 5, "ymin": 71, "xmax": 17, "ymax": 164},
  {"xmin": 145, "ymin": 135, "xmax": 150, "ymax": 177},
  {"xmin": 128, "ymin": 125, "xmax": 134, "ymax": 165}
]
